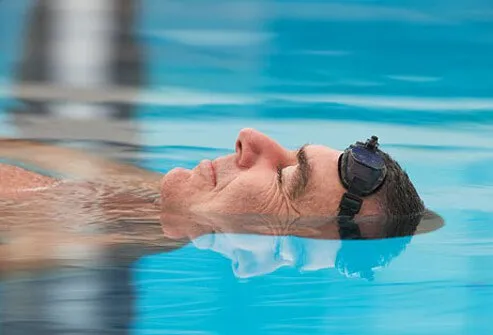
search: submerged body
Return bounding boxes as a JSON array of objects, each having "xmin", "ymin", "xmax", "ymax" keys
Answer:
[{"xmin": 0, "ymin": 163, "xmax": 57, "ymax": 198}]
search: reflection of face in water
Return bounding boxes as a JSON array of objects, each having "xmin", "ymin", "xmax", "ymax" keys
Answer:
[
  {"xmin": 193, "ymin": 233, "xmax": 343, "ymax": 279},
  {"xmin": 160, "ymin": 211, "xmax": 443, "ymax": 280}
]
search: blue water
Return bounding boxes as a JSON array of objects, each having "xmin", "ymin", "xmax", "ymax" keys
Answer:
[{"xmin": 1, "ymin": 0, "xmax": 493, "ymax": 334}]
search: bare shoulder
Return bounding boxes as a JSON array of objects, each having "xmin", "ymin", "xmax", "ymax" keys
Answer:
[{"xmin": 0, "ymin": 163, "xmax": 57, "ymax": 199}]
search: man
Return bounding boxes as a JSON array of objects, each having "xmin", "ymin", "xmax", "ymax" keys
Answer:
[
  {"xmin": 0, "ymin": 128, "xmax": 440, "ymax": 278},
  {"xmin": 0, "ymin": 128, "xmax": 424, "ymax": 226}
]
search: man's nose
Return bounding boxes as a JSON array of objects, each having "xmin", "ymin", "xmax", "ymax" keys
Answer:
[{"xmin": 235, "ymin": 128, "xmax": 290, "ymax": 168}]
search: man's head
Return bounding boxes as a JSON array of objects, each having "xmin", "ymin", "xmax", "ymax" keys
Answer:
[{"xmin": 160, "ymin": 128, "xmax": 424, "ymax": 226}]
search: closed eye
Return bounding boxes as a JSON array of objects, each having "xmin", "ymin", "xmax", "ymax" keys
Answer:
[
  {"xmin": 276, "ymin": 145, "xmax": 311, "ymax": 201},
  {"xmin": 277, "ymin": 165, "xmax": 283, "ymax": 184},
  {"xmin": 289, "ymin": 145, "xmax": 311, "ymax": 199}
]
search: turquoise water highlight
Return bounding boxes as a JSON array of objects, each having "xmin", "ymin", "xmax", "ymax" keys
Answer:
[
  {"xmin": 132, "ymin": 1, "xmax": 493, "ymax": 332},
  {"xmin": 129, "ymin": 139, "xmax": 493, "ymax": 335}
]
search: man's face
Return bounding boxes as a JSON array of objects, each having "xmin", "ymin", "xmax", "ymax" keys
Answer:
[{"xmin": 160, "ymin": 128, "xmax": 353, "ymax": 216}]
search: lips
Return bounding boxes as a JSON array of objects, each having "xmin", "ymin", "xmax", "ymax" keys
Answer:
[
  {"xmin": 209, "ymin": 160, "xmax": 217, "ymax": 186},
  {"xmin": 200, "ymin": 159, "xmax": 216, "ymax": 186}
]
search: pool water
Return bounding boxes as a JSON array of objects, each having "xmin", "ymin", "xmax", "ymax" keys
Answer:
[{"xmin": 1, "ymin": 0, "xmax": 493, "ymax": 334}]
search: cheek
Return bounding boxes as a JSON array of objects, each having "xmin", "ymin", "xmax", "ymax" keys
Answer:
[
  {"xmin": 297, "ymin": 174, "xmax": 342, "ymax": 216},
  {"xmin": 200, "ymin": 175, "xmax": 274, "ymax": 214}
]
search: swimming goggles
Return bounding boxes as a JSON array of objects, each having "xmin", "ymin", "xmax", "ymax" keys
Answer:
[{"xmin": 337, "ymin": 136, "xmax": 387, "ymax": 239}]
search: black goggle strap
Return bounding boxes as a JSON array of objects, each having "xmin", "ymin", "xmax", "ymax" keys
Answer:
[
  {"xmin": 338, "ymin": 216, "xmax": 363, "ymax": 240},
  {"xmin": 337, "ymin": 176, "xmax": 365, "ymax": 240}
]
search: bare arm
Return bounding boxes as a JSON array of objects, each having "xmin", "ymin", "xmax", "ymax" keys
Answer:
[{"xmin": 0, "ymin": 138, "xmax": 163, "ymax": 193}]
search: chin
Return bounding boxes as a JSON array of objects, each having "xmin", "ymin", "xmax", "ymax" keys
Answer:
[{"xmin": 160, "ymin": 176, "xmax": 184, "ymax": 210}]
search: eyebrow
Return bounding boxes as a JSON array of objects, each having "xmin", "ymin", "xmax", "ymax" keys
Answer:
[{"xmin": 288, "ymin": 145, "xmax": 312, "ymax": 200}]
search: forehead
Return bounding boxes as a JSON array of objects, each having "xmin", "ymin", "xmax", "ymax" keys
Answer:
[
  {"xmin": 305, "ymin": 144, "xmax": 342, "ymax": 186},
  {"xmin": 298, "ymin": 144, "xmax": 344, "ymax": 214},
  {"xmin": 305, "ymin": 144, "xmax": 341, "ymax": 164}
]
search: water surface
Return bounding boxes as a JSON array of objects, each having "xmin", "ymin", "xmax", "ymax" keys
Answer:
[{"xmin": 1, "ymin": 0, "xmax": 493, "ymax": 334}]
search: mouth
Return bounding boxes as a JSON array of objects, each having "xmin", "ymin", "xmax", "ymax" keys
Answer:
[
  {"xmin": 200, "ymin": 159, "xmax": 216, "ymax": 186},
  {"xmin": 210, "ymin": 160, "xmax": 217, "ymax": 186}
]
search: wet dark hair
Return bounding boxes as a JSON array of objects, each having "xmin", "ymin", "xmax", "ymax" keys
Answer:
[
  {"xmin": 336, "ymin": 150, "xmax": 425, "ymax": 280},
  {"xmin": 376, "ymin": 150, "xmax": 425, "ymax": 237}
]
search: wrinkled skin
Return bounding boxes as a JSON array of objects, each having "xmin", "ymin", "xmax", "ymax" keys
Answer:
[{"xmin": 161, "ymin": 128, "xmax": 380, "ymax": 217}]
